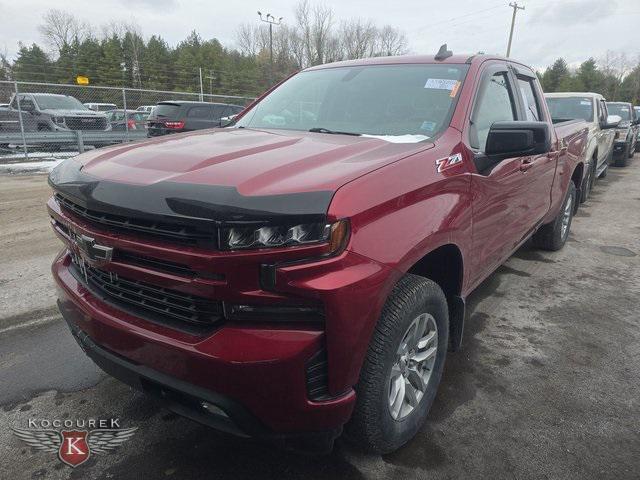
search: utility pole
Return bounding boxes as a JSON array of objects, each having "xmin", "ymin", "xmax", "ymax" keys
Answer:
[
  {"xmin": 198, "ymin": 67, "xmax": 204, "ymax": 101},
  {"xmin": 257, "ymin": 11, "xmax": 282, "ymax": 85},
  {"xmin": 506, "ymin": 2, "xmax": 525, "ymax": 58},
  {"xmin": 205, "ymin": 70, "xmax": 216, "ymax": 95}
]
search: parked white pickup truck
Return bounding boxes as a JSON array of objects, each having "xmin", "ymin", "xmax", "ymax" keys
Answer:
[{"xmin": 545, "ymin": 92, "xmax": 619, "ymax": 202}]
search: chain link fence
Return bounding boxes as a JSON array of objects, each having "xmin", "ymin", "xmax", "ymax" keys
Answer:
[{"xmin": 0, "ymin": 81, "xmax": 255, "ymax": 165}]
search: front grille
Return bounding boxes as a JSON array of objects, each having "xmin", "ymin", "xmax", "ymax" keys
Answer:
[
  {"xmin": 55, "ymin": 194, "xmax": 217, "ymax": 248},
  {"xmin": 64, "ymin": 116, "xmax": 107, "ymax": 130},
  {"xmin": 71, "ymin": 259, "xmax": 223, "ymax": 329}
]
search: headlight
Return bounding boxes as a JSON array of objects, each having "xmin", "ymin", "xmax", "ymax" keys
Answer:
[{"xmin": 221, "ymin": 219, "xmax": 349, "ymax": 251}]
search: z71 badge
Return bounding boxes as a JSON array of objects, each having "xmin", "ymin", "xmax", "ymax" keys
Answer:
[{"xmin": 436, "ymin": 153, "xmax": 463, "ymax": 173}]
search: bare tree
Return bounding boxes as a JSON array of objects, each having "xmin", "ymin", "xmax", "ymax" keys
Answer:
[
  {"xmin": 309, "ymin": 2, "xmax": 334, "ymax": 65},
  {"xmin": 339, "ymin": 19, "xmax": 377, "ymax": 60},
  {"xmin": 377, "ymin": 25, "xmax": 408, "ymax": 57},
  {"xmin": 38, "ymin": 9, "xmax": 87, "ymax": 53},
  {"xmin": 236, "ymin": 23, "xmax": 258, "ymax": 56}
]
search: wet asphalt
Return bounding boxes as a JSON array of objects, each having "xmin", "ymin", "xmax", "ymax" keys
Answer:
[{"xmin": 0, "ymin": 161, "xmax": 639, "ymax": 479}]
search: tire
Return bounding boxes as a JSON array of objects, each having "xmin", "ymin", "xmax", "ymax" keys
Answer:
[
  {"xmin": 615, "ymin": 143, "xmax": 630, "ymax": 167},
  {"xmin": 629, "ymin": 141, "xmax": 635, "ymax": 158},
  {"xmin": 345, "ymin": 274, "xmax": 449, "ymax": 454},
  {"xmin": 579, "ymin": 160, "xmax": 595, "ymax": 204},
  {"xmin": 532, "ymin": 181, "xmax": 576, "ymax": 251}
]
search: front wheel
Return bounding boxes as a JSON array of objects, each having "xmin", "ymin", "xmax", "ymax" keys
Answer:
[
  {"xmin": 345, "ymin": 274, "xmax": 448, "ymax": 454},
  {"xmin": 532, "ymin": 181, "xmax": 576, "ymax": 251}
]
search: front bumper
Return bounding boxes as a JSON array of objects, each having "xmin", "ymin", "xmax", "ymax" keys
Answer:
[{"xmin": 53, "ymin": 251, "xmax": 357, "ymax": 436}]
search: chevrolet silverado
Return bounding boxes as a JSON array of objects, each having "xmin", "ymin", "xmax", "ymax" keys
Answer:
[{"xmin": 48, "ymin": 52, "xmax": 589, "ymax": 454}]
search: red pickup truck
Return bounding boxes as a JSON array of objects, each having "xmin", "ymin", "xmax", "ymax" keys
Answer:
[{"xmin": 48, "ymin": 52, "xmax": 588, "ymax": 454}]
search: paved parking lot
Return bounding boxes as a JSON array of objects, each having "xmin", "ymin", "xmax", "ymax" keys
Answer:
[{"xmin": 0, "ymin": 161, "xmax": 639, "ymax": 480}]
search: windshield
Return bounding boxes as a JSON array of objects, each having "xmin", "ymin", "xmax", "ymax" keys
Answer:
[
  {"xmin": 607, "ymin": 103, "xmax": 632, "ymax": 121},
  {"xmin": 546, "ymin": 97, "xmax": 593, "ymax": 122},
  {"xmin": 34, "ymin": 95, "xmax": 88, "ymax": 110},
  {"xmin": 236, "ymin": 64, "xmax": 469, "ymax": 139}
]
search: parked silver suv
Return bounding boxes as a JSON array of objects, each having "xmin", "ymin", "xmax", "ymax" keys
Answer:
[{"xmin": 0, "ymin": 93, "xmax": 110, "ymax": 132}]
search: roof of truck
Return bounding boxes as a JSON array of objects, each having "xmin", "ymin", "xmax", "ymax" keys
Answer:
[
  {"xmin": 305, "ymin": 53, "xmax": 529, "ymax": 71},
  {"xmin": 545, "ymin": 92, "xmax": 605, "ymax": 99}
]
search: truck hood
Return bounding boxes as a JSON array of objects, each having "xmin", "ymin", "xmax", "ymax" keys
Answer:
[
  {"xmin": 49, "ymin": 128, "xmax": 433, "ymax": 224},
  {"xmin": 42, "ymin": 109, "xmax": 106, "ymax": 117}
]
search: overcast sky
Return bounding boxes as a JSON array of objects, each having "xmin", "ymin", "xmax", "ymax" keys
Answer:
[{"xmin": 1, "ymin": 0, "xmax": 639, "ymax": 71}]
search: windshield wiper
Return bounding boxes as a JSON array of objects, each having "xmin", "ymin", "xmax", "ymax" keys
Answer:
[{"xmin": 309, "ymin": 127, "xmax": 361, "ymax": 136}]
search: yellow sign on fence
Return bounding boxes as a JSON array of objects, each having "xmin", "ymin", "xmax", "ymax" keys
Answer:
[{"xmin": 76, "ymin": 76, "xmax": 89, "ymax": 85}]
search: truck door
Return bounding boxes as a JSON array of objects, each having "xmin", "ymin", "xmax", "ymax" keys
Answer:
[
  {"xmin": 511, "ymin": 68, "xmax": 556, "ymax": 230},
  {"xmin": 596, "ymin": 99, "xmax": 613, "ymax": 166},
  {"xmin": 466, "ymin": 63, "xmax": 554, "ymax": 287}
]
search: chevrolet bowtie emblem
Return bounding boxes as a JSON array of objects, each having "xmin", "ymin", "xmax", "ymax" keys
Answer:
[{"xmin": 69, "ymin": 231, "xmax": 113, "ymax": 264}]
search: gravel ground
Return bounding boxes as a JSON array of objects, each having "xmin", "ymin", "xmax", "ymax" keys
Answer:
[
  {"xmin": 0, "ymin": 161, "xmax": 639, "ymax": 479},
  {"xmin": 0, "ymin": 174, "xmax": 60, "ymax": 328}
]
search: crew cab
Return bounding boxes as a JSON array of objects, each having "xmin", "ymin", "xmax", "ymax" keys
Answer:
[
  {"xmin": 606, "ymin": 101, "xmax": 639, "ymax": 166},
  {"xmin": 48, "ymin": 52, "xmax": 589, "ymax": 454},
  {"xmin": 0, "ymin": 93, "xmax": 110, "ymax": 133},
  {"xmin": 546, "ymin": 92, "xmax": 619, "ymax": 200}
]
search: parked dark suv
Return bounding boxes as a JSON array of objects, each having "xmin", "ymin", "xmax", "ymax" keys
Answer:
[
  {"xmin": 146, "ymin": 101, "xmax": 244, "ymax": 137},
  {"xmin": 607, "ymin": 101, "xmax": 639, "ymax": 166}
]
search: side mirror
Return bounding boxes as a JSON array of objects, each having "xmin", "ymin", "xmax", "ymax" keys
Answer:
[
  {"xmin": 602, "ymin": 115, "xmax": 621, "ymax": 129},
  {"xmin": 219, "ymin": 115, "xmax": 237, "ymax": 127},
  {"xmin": 485, "ymin": 121, "xmax": 551, "ymax": 159},
  {"xmin": 20, "ymin": 103, "xmax": 35, "ymax": 113}
]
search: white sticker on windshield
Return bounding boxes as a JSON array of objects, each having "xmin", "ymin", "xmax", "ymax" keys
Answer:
[
  {"xmin": 580, "ymin": 100, "xmax": 591, "ymax": 105},
  {"xmin": 424, "ymin": 78, "xmax": 458, "ymax": 90}
]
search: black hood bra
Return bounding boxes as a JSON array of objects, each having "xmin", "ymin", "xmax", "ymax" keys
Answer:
[{"xmin": 48, "ymin": 159, "xmax": 334, "ymax": 228}]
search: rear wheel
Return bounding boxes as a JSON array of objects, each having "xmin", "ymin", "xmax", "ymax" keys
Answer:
[
  {"xmin": 532, "ymin": 181, "xmax": 576, "ymax": 251},
  {"xmin": 346, "ymin": 274, "xmax": 448, "ymax": 454}
]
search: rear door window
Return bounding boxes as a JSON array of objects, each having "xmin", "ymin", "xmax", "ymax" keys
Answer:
[
  {"xmin": 211, "ymin": 105, "xmax": 226, "ymax": 119},
  {"xmin": 517, "ymin": 77, "xmax": 541, "ymax": 121},
  {"xmin": 188, "ymin": 106, "xmax": 211, "ymax": 118}
]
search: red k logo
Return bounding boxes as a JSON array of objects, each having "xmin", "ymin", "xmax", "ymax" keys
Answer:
[{"xmin": 59, "ymin": 431, "xmax": 90, "ymax": 467}]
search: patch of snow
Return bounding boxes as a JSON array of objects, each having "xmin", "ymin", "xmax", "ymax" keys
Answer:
[{"xmin": 0, "ymin": 158, "xmax": 65, "ymax": 174}]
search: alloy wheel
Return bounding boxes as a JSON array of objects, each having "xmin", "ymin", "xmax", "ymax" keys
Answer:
[{"xmin": 388, "ymin": 313, "xmax": 438, "ymax": 420}]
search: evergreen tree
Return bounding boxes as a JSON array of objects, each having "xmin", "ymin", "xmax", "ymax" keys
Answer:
[
  {"xmin": 541, "ymin": 58, "xmax": 570, "ymax": 92},
  {"xmin": 98, "ymin": 35, "xmax": 125, "ymax": 86},
  {"xmin": 575, "ymin": 58, "xmax": 603, "ymax": 92},
  {"xmin": 12, "ymin": 43, "xmax": 53, "ymax": 82}
]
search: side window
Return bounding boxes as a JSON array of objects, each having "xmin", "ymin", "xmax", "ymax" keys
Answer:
[
  {"xmin": 19, "ymin": 98, "xmax": 36, "ymax": 111},
  {"xmin": 598, "ymin": 100, "xmax": 607, "ymax": 124},
  {"xmin": 471, "ymin": 72, "xmax": 517, "ymax": 151},
  {"xmin": 517, "ymin": 77, "xmax": 541, "ymax": 121},
  {"xmin": 188, "ymin": 106, "xmax": 210, "ymax": 118},
  {"xmin": 211, "ymin": 105, "xmax": 226, "ymax": 119}
]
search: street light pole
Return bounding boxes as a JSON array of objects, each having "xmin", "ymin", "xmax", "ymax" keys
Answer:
[{"xmin": 257, "ymin": 11, "xmax": 282, "ymax": 85}]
